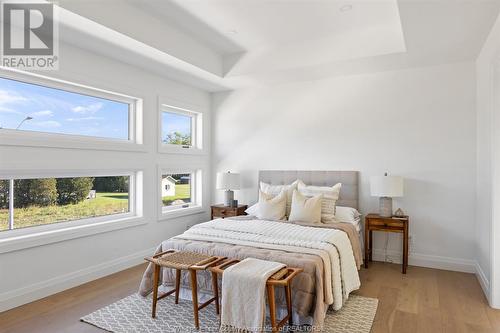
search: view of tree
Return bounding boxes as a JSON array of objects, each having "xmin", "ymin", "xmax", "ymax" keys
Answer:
[
  {"xmin": 57, "ymin": 177, "xmax": 94, "ymax": 205},
  {"xmin": 14, "ymin": 178, "xmax": 57, "ymax": 207},
  {"xmin": 93, "ymin": 176, "xmax": 129, "ymax": 192},
  {"xmin": 0, "ymin": 180, "xmax": 8, "ymax": 209},
  {"xmin": 164, "ymin": 131, "xmax": 191, "ymax": 146}
]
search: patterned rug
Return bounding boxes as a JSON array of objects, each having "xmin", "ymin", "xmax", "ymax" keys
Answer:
[{"xmin": 81, "ymin": 293, "xmax": 378, "ymax": 333}]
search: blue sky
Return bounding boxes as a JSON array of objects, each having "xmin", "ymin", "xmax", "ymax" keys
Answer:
[
  {"xmin": 0, "ymin": 77, "xmax": 129, "ymax": 139},
  {"xmin": 162, "ymin": 111, "xmax": 191, "ymax": 140}
]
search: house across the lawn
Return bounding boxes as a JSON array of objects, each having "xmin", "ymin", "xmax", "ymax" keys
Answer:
[{"xmin": 161, "ymin": 176, "xmax": 177, "ymax": 197}]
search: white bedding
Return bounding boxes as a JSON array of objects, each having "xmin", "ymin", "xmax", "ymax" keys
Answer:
[{"xmin": 175, "ymin": 218, "xmax": 360, "ymax": 310}]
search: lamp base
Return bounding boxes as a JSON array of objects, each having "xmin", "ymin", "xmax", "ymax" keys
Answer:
[
  {"xmin": 379, "ymin": 197, "xmax": 393, "ymax": 217},
  {"xmin": 224, "ymin": 190, "xmax": 234, "ymax": 207}
]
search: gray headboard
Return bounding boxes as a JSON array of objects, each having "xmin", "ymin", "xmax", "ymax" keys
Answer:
[{"xmin": 258, "ymin": 170, "xmax": 359, "ymax": 210}]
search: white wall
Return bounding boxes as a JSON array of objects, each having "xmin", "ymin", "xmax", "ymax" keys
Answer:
[
  {"xmin": 0, "ymin": 42, "xmax": 212, "ymax": 311},
  {"xmin": 476, "ymin": 11, "xmax": 500, "ymax": 308},
  {"xmin": 212, "ymin": 62, "xmax": 477, "ymax": 272}
]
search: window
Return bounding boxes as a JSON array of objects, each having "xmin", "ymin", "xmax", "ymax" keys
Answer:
[
  {"xmin": 0, "ymin": 71, "xmax": 142, "ymax": 149},
  {"xmin": 0, "ymin": 175, "xmax": 132, "ymax": 232},
  {"xmin": 161, "ymin": 105, "xmax": 202, "ymax": 151},
  {"xmin": 161, "ymin": 170, "xmax": 201, "ymax": 215}
]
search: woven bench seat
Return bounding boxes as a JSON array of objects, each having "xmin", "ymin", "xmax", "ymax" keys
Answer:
[{"xmin": 145, "ymin": 250, "xmax": 226, "ymax": 330}]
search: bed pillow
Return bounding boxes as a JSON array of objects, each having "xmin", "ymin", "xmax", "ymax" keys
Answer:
[
  {"xmin": 260, "ymin": 179, "xmax": 299, "ymax": 217},
  {"xmin": 288, "ymin": 190, "xmax": 322, "ymax": 224},
  {"xmin": 244, "ymin": 203, "xmax": 259, "ymax": 216},
  {"xmin": 297, "ymin": 181, "xmax": 341, "ymax": 223},
  {"xmin": 335, "ymin": 206, "xmax": 362, "ymax": 231},
  {"xmin": 256, "ymin": 189, "xmax": 286, "ymax": 220}
]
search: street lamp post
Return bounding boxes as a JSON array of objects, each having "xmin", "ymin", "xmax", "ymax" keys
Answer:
[{"xmin": 16, "ymin": 116, "xmax": 33, "ymax": 129}]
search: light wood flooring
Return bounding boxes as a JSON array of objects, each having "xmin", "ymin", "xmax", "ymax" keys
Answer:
[{"xmin": 0, "ymin": 262, "xmax": 499, "ymax": 333}]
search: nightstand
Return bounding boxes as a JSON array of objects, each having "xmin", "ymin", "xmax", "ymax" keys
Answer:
[
  {"xmin": 211, "ymin": 204, "xmax": 248, "ymax": 219},
  {"xmin": 364, "ymin": 213, "xmax": 409, "ymax": 274}
]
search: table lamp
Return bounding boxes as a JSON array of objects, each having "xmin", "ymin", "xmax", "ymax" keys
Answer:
[
  {"xmin": 216, "ymin": 171, "xmax": 240, "ymax": 207},
  {"xmin": 370, "ymin": 173, "xmax": 404, "ymax": 217}
]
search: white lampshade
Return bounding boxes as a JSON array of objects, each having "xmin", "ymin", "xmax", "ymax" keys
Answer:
[
  {"xmin": 370, "ymin": 175, "xmax": 404, "ymax": 197},
  {"xmin": 216, "ymin": 172, "xmax": 240, "ymax": 190}
]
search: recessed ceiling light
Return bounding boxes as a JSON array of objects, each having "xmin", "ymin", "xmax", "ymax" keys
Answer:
[
  {"xmin": 340, "ymin": 4, "xmax": 353, "ymax": 12},
  {"xmin": 228, "ymin": 30, "xmax": 238, "ymax": 34}
]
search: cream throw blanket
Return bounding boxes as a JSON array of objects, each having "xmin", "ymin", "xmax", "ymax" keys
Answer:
[
  {"xmin": 220, "ymin": 258, "xmax": 285, "ymax": 333},
  {"xmin": 176, "ymin": 219, "xmax": 360, "ymax": 310}
]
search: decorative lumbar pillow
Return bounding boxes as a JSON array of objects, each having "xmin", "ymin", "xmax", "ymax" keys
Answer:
[
  {"xmin": 260, "ymin": 180, "xmax": 299, "ymax": 217},
  {"xmin": 256, "ymin": 189, "xmax": 286, "ymax": 220},
  {"xmin": 297, "ymin": 181, "xmax": 342, "ymax": 223},
  {"xmin": 288, "ymin": 190, "xmax": 322, "ymax": 224}
]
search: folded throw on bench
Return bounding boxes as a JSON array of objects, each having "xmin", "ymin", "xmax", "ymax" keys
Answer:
[{"xmin": 220, "ymin": 258, "xmax": 285, "ymax": 333}]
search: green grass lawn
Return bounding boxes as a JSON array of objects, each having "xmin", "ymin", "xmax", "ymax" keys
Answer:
[
  {"xmin": 162, "ymin": 184, "xmax": 191, "ymax": 206},
  {"xmin": 0, "ymin": 192, "xmax": 129, "ymax": 232}
]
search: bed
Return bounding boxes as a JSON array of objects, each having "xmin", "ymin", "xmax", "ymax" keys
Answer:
[{"xmin": 139, "ymin": 170, "xmax": 362, "ymax": 329}]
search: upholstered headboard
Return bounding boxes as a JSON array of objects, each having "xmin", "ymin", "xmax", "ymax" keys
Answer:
[{"xmin": 258, "ymin": 170, "xmax": 359, "ymax": 210}]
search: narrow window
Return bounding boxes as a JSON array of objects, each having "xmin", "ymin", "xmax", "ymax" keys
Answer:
[
  {"xmin": 161, "ymin": 105, "xmax": 201, "ymax": 150},
  {"xmin": 161, "ymin": 172, "xmax": 200, "ymax": 212}
]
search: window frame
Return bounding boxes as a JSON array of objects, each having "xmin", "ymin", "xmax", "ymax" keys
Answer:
[
  {"xmin": 0, "ymin": 169, "xmax": 144, "ymax": 254},
  {"xmin": 158, "ymin": 167, "xmax": 203, "ymax": 220},
  {"xmin": 158, "ymin": 96, "xmax": 204, "ymax": 155},
  {"xmin": 0, "ymin": 68, "xmax": 144, "ymax": 152}
]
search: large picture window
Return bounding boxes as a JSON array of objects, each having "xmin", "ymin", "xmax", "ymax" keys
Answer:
[
  {"xmin": 0, "ymin": 77, "xmax": 131, "ymax": 140},
  {"xmin": 0, "ymin": 71, "xmax": 142, "ymax": 150},
  {"xmin": 0, "ymin": 175, "xmax": 131, "ymax": 232}
]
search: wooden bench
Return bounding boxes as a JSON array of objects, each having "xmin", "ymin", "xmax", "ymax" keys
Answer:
[
  {"xmin": 145, "ymin": 250, "xmax": 226, "ymax": 330},
  {"xmin": 210, "ymin": 259, "xmax": 303, "ymax": 333}
]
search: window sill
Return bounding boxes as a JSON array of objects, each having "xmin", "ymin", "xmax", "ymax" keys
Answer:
[
  {"xmin": 0, "ymin": 130, "xmax": 147, "ymax": 152},
  {"xmin": 158, "ymin": 144, "xmax": 206, "ymax": 155},
  {"xmin": 159, "ymin": 206, "xmax": 206, "ymax": 221},
  {"xmin": 0, "ymin": 216, "xmax": 146, "ymax": 254}
]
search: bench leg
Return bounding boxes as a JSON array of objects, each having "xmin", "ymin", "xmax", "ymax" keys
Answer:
[
  {"xmin": 211, "ymin": 271, "xmax": 220, "ymax": 315},
  {"xmin": 189, "ymin": 269, "xmax": 200, "ymax": 330},
  {"xmin": 285, "ymin": 283, "xmax": 292, "ymax": 326},
  {"xmin": 152, "ymin": 264, "xmax": 160, "ymax": 318},
  {"xmin": 175, "ymin": 269, "xmax": 181, "ymax": 304},
  {"xmin": 267, "ymin": 284, "xmax": 277, "ymax": 333}
]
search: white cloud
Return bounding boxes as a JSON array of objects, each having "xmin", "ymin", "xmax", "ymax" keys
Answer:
[
  {"xmin": 0, "ymin": 90, "xmax": 27, "ymax": 106},
  {"xmin": 66, "ymin": 116, "xmax": 104, "ymax": 122},
  {"xmin": 0, "ymin": 106, "xmax": 22, "ymax": 115},
  {"xmin": 34, "ymin": 120, "xmax": 61, "ymax": 128},
  {"xmin": 30, "ymin": 110, "xmax": 53, "ymax": 117},
  {"xmin": 71, "ymin": 102, "xmax": 103, "ymax": 114}
]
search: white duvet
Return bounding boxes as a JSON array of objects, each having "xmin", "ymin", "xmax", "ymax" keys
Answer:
[{"xmin": 175, "ymin": 218, "xmax": 360, "ymax": 310}]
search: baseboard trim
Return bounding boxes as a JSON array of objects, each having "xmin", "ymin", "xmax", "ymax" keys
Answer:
[
  {"xmin": 475, "ymin": 261, "xmax": 491, "ymax": 302},
  {"xmin": 0, "ymin": 246, "xmax": 156, "ymax": 313},
  {"xmin": 372, "ymin": 248, "xmax": 476, "ymax": 273}
]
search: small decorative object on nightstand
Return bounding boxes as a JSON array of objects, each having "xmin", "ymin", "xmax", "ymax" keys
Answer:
[
  {"xmin": 364, "ymin": 213, "xmax": 409, "ymax": 274},
  {"xmin": 211, "ymin": 204, "xmax": 248, "ymax": 219}
]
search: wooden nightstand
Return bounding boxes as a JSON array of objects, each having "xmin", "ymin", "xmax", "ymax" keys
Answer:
[
  {"xmin": 211, "ymin": 204, "xmax": 248, "ymax": 219},
  {"xmin": 364, "ymin": 213, "xmax": 409, "ymax": 274}
]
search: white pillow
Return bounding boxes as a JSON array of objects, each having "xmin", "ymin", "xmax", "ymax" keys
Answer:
[
  {"xmin": 288, "ymin": 190, "xmax": 322, "ymax": 224},
  {"xmin": 244, "ymin": 203, "xmax": 259, "ymax": 216},
  {"xmin": 256, "ymin": 189, "xmax": 286, "ymax": 220},
  {"xmin": 297, "ymin": 181, "xmax": 341, "ymax": 223},
  {"xmin": 260, "ymin": 180, "xmax": 299, "ymax": 217},
  {"xmin": 335, "ymin": 206, "xmax": 361, "ymax": 231}
]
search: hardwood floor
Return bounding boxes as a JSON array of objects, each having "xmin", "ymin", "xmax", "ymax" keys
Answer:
[{"xmin": 0, "ymin": 262, "xmax": 499, "ymax": 333}]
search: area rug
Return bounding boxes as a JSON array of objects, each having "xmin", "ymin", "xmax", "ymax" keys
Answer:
[{"xmin": 81, "ymin": 293, "xmax": 378, "ymax": 333}]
